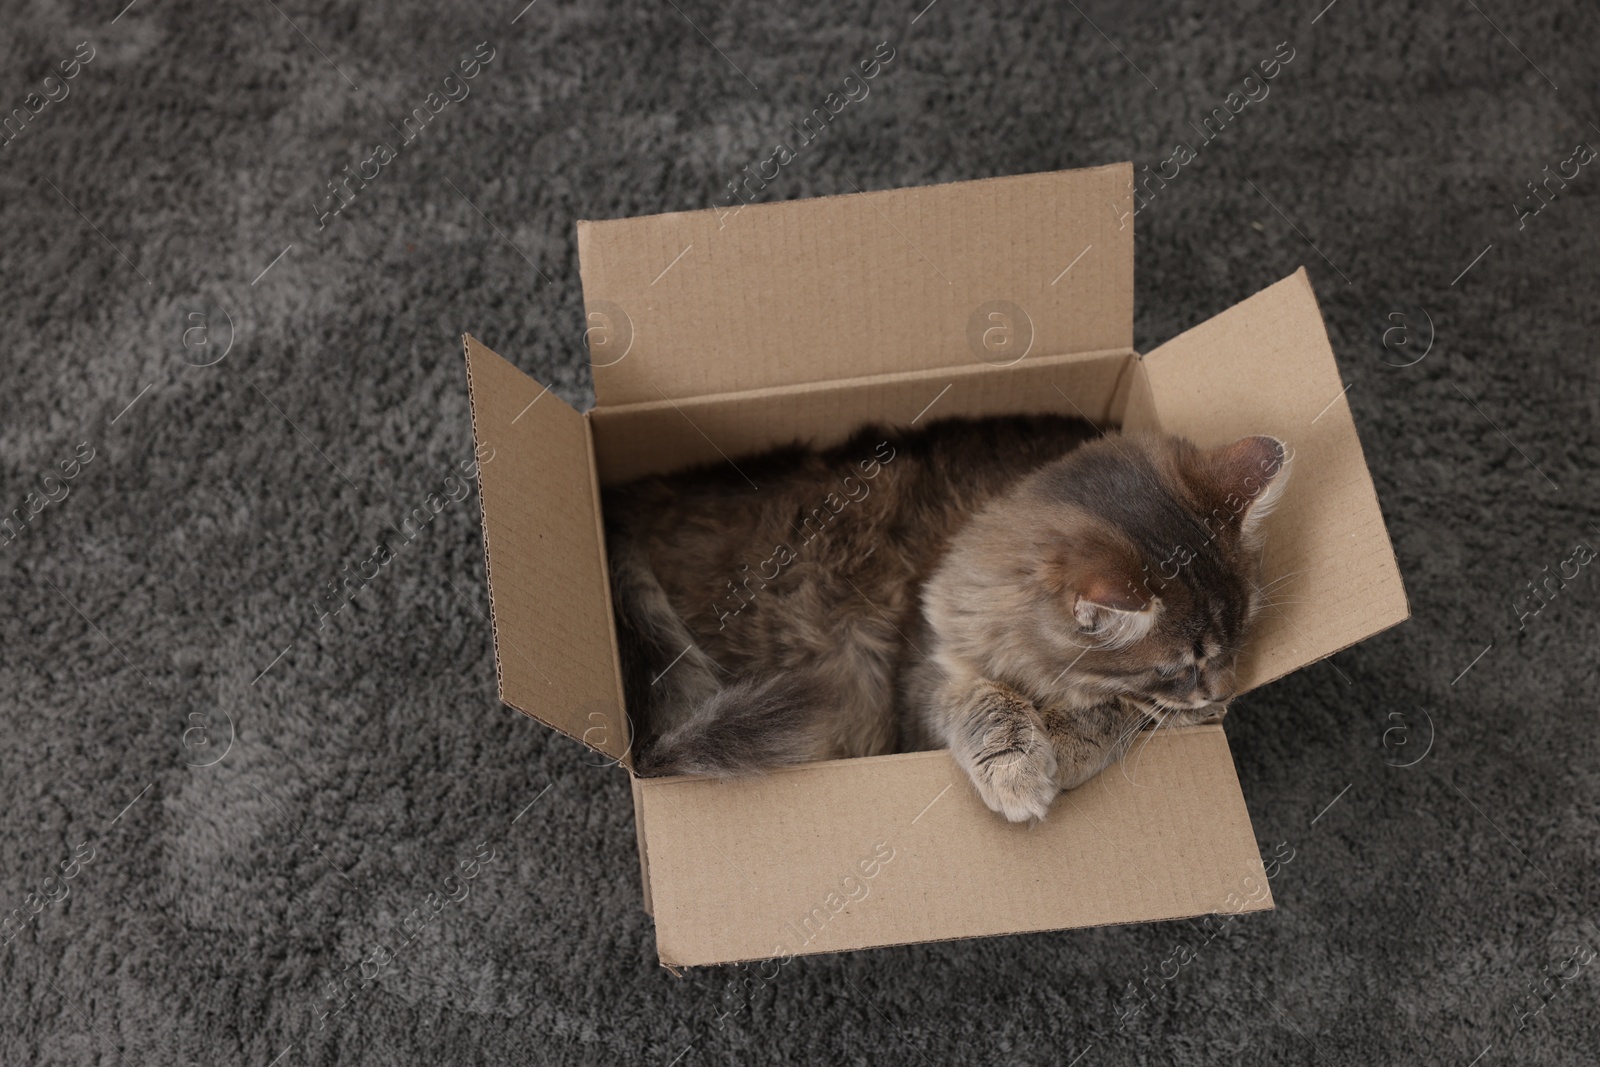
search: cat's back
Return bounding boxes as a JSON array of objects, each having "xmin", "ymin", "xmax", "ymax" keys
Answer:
[
  {"xmin": 606, "ymin": 415, "xmax": 1092, "ymax": 677},
  {"xmin": 870, "ymin": 414, "xmax": 1103, "ymax": 520}
]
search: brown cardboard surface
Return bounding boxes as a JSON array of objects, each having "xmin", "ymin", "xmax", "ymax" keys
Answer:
[
  {"xmin": 589, "ymin": 348, "xmax": 1135, "ymax": 486},
  {"xmin": 469, "ymin": 165, "xmax": 1413, "ymax": 969},
  {"xmin": 578, "ymin": 165, "xmax": 1134, "ymax": 406},
  {"xmin": 1141, "ymin": 269, "xmax": 1410, "ymax": 691},
  {"xmin": 639, "ymin": 724, "xmax": 1269, "ymax": 967},
  {"xmin": 461, "ymin": 335, "xmax": 628, "ymax": 759}
]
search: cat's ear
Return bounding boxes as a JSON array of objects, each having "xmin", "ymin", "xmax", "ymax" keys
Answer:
[
  {"xmin": 1042, "ymin": 537, "xmax": 1161, "ymax": 648},
  {"xmin": 1071, "ymin": 576, "xmax": 1159, "ymax": 649},
  {"xmin": 1207, "ymin": 435, "xmax": 1292, "ymax": 548}
]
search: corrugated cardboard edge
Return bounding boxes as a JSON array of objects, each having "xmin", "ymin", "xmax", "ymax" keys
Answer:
[
  {"xmin": 461, "ymin": 336, "xmax": 653, "ymax": 920},
  {"xmin": 458, "ymin": 334, "xmax": 629, "ymax": 758},
  {"xmin": 461, "ymin": 333, "xmax": 511, "ymax": 720}
]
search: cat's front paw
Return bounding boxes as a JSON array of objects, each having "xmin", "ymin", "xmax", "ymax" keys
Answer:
[{"xmin": 966, "ymin": 723, "xmax": 1060, "ymax": 823}]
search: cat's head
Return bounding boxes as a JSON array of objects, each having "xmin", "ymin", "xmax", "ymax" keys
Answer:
[{"xmin": 1028, "ymin": 432, "xmax": 1292, "ymax": 718}]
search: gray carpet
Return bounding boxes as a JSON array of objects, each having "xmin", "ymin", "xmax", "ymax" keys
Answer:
[{"xmin": 2, "ymin": 0, "xmax": 1597, "ymax": 1063}]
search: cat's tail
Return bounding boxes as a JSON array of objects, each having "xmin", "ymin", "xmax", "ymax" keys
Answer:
[
  {"xmin": 631, "ymin": 670, "xmax": 839, "ymax": 777},
  {"xmin": 609, "ymin": 531, "xmax": 842, "ymax": 778},
  {"xmin": 608, "ymin": 534, "xmax": 723, "ymax": 746}
]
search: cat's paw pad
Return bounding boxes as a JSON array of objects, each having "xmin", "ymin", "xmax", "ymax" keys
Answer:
[{"xmin": 968, "ymin": 726, "xmax": 1060, "ymax": 823}]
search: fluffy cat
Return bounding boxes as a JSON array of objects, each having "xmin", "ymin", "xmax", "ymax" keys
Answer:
[{"xmin": 604, "ymin": 415, "xmax": 1290, "ymax": 821}]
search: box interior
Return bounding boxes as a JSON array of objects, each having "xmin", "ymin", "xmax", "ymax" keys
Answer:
[
  {"xmin": 585, "ymin": 350, "xmax": 1275, "ymax": 968},
  {"xmin": 462, "ymin": 163, "xmax": 1409, "ymax": 967}
]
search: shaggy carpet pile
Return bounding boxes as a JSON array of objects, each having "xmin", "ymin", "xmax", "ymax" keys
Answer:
[{"xmin": 1, "ymin": 0, "xmax": 1596, "ymax": 1062}]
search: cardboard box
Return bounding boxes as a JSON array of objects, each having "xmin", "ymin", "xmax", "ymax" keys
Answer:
[{"xmin": 461, "ymin": 162, "xmax": 1409, "ymax": 969}]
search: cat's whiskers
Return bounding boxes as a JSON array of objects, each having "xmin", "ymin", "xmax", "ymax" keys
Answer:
[
  {"xmin": 1112, "ymin": 701, "xmax": 1154, "ymax": 751},
  {"xmin": 1122, "ymin": 716, "xmax": 1164, "ymax": 787},
  {"xmin": 1114, "ymin": 699, "xmax": 1167, "ymax": 787},
  {"xmin": 1257, "ymin": 570, "xmax": 1302, "ymax": 594}
]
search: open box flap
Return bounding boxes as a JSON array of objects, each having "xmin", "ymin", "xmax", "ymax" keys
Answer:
[
  {"xmin": 640, "ymin": 726, "xmax": 1269, "ymax": 968},
  {"xmin": 461, "ymin": 335, "xmax": 628, "ymax": 760},
  {"xmin": 1141, "ymin": 269, "xmax": 1410, "ymax": 691},
  {"xmin": 577, "ymin": 164, "xmax": 1135, "ymax": 406}
]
